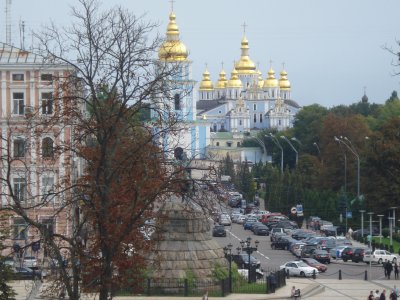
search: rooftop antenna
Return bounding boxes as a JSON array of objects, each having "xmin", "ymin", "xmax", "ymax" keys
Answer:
[
  {"xmin": 5, "ymin": 0, "xmax": 12, "ymax": 45},
  {"xmin": 19, "ymin": 19, "xmax": 25, "ymax": 50}
]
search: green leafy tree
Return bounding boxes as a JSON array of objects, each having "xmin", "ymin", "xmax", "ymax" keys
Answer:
[{"xmin": 235, "ymin": 161, "xmax": 256, "ymax": 202}]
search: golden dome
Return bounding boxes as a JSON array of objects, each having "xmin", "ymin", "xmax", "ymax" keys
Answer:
[
  {"xmin": 279, "ymin": 69, "xmax": 291, "ymax": 90},
  {"xmin": 158, "ymin": 12, "xmax": 188, "ymax": 62},
  {"xmin": 257, "ymin": 69, "xmax": 263, "ymax": 88},
  {"xmin": 227, "ymin": 68, "xmax": 243, "ymax": 88},
  {"xmin": 215, "ymin": 68, "xmax": 228, "ymax": 89},
  {"xmin": 199, "ymin": 68, "xmax": 214, "ymax": 91},
  {"xmin": 264, "ymin": 67, "xmax": 279, "ymax": 88},
  {"xmin": 235, "ymin": 36, "xmax": 256, "ymax": 75}
]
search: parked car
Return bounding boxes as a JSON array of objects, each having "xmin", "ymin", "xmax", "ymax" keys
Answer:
[
  {"xmin": 270, "ymin": 228, "xmax": 286, "ymax": 241},
  {"xmin": 312, "ymin": 249, "xmax": 331, "ymax": 264},
  {"xmin": 231, "ymin": 254, "xmax": 261, "ymax": 269},
  {"xmin": 12, "ymin": 267, "xmax": 42, "ymax": 280},
  {"xmin": 279, "ymin": 261, "xmax": 318, "ymax": 277},
  {"xmin": 329, "ymin": 245, "xmax": 348, "ymax": 259},
  {"xmin": 212, "ymin": 225, "xmax": 227, "ymax": 237},
  {"xmin": 301, "ymin": 258, "xmax": 327, "ymax": 272},
  {"xmin": 341, "ymin": 247, "xmax": 355, "ymax": 262},
  {"xmin": 235, "ymin": 215, "xmax": 247, "ymax": 224},
  {"xmin": 352, "ymin": 248, "xmax": 367, "ymax": 263},
  {"xmin": 219, "ymin": 214, "xmax": 231, "ymax": 226},
  {"xmin": 243, "ymin": 218, "xmax": 258, "ymax": 230},
  {"xmin": 317, "ymin": 238, "xmax": 336, "ymax": 251},
  {"xmin": 363, "ymin": 249, "xmax": 398, "ymax": 264},
  {"xmin": 23, "ymin": 256, "xmax": 38, "ymax": 269},
  {"xmin": 271, "ymin": 236, "xmax": 290, "ymax": 250},
  {"xmin": 2, "ymin": 257, "xmax": 15, "ymax": 268},
  {"xmin": 253, "ymin": 224, "xmax": 270, "ymax": 236},
  {"xmin": 301, "ymin": 244, "xmax": 317, "ymax": 258},
  {"xmin": 293, "ymin": 243, "xmax": 306, "ymax": 258}
]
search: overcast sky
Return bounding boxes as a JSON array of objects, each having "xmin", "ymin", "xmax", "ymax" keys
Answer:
[{"xmin": 2, "ymin": 0, "xmax": 399, "ymax": 107}]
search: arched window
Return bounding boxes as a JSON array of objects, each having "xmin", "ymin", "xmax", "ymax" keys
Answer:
[
  {"xmin": 174, "ymin": 94, "xmax": 181, "ymax": 110},
  {"xmin": 42, "ymin": 137, "xmax": 54, "ymax": 158}
]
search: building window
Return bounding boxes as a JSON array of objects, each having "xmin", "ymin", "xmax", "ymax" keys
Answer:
[
  {"xmin": 237, "ymin": 142, "xmax": 241, "ymax": 147},
  {"xmin": 41, "ymin": 218, "xmax": 54, "ymax": 235},
  {"xmin": 278, "ymin": 119, "xmax": 281, "ymax": 125},
  {"xmin": 174, "ymin": 94, "xmax": 181, "ymax": 110},
  {"xmin": 12, "ymin": 74, "xmax": 24, "ymax": 81},
  {"xmin": 254, "ymin": 114, "xmax": 257, "ymax": 123},
  {"xmin": 40, "ymin": 73, "xmax": 53, "ymax": 81},
  {"xmin": 42, "ymin": 176, "xmax": 55, "ymax": 203},
  {"xmin": 42, "ymin": 137, "xmax": 54, "ymax": 158},
  {"xmin": 260, "ymin": 114, "xmax": 263, "ymax": 123},
  {"xmin": 13, "ymin": 177, "xmax": 26, "ymax": 202},
  {"xmin": 227, "ymin": 142, "xmax": 232, "ymax": 147},
  {"xmin": 213, "ymin": 124, "xmax": 217, "ymax": 132},
  {"xmin": 12, "ymin": 92, "xmax": 24, "ymax": 115},
  {"xmin": 12, "ymin": 218, "xmax": 28, "ymax": 240},
  {"xmin": 272, "ymin": 90, "xmax": 275, "ymax": 98},
  {"xmin": 239, "ymin": 120, "xmax": 242, "ymax": 125},
  {"xmin": 216, "ymin": 142, "xmax": 219, "ymax": 146},
  {"xmin": 221, "ymin": 124, "xmax": 225, "ymax": 130},
  {"xmin": 253, "ymin": 104, "xmax": 256, "ymax": 110},
  {"xmin": 13, "ymin": 138, "xmax": 26, "ymax": 158},
  {"xmin": 41, "ymin": 92, "xmax": 53, "ymax": 115}
]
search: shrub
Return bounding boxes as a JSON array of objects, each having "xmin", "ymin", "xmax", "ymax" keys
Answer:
[{"xmin": 382, "ymin": 228, "xmax": 390, "ymax": 238}]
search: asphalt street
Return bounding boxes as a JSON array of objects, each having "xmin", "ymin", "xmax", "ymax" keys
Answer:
[{"xmin": 212, "ymin": 220, "xmax": 387, "ymax": 281}]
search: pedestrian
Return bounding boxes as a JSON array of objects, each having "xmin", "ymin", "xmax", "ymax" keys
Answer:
[
  {"xmin": 202, "ymin": 291, "xmax": 208, "ymax": 300},
  {"xmin": 270, "ymin": 273, "xmax": 277, "ymax": 293},
  {"xmin": 394, "ymin": 263, "xmax": 399, "ymax": 279},
  {"xmin": 368, "ymin": 290, "xmax": 375, "ymax": 300},
  {"xmin": 388, "ymin": 262, "xmax": 394, "ymax": 280},
  {"xmin": 381, "ymin": 289, "xmax": 387, "ymax": 300},
  {"xmin": 375, "ymin": 290, "xmax": 381, "ymax": 300},
  {"xmin": 390, "ymin": 289, "xmax": 398, "ymax": 300},
  {"xmin": 291, "ymin": 286, "xmax": 296, "ymax": 297},
  {"xmin": 385, "ymin": 260, "xmax": 389, "ymax": 278},
  {"xmin": 348, "ymin": 227, "xmax": 353, "ymax": 239}
]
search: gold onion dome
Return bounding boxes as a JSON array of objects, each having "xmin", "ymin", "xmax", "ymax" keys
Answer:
[
  {"xmin": 215, "ymin": 69, "xmax": 228, "ymax": 89},
  {"xmin": 279, "ymin": 69, "xmax": 291, "ymax": 90},
  {"xmin": 235, "ymin": 36, "xmax": 256, "ymax": 75},
  {"xmin": 257, "ymin": 69, "xmax": 263, "ymax": 88},
  {"xmin": 227, "ymin": 68, "xmax": 243, "ymax": 88},
  {"xmin": 264, "ymin": 67, "xmax": 279, "ymax": 88},
  {"xmin": 158, "ymin": 12, "xmax": 188, "ymax": 62},
  {"xmin": 199, "ymin": 68, "xmax": 214, "ymax": 91}
]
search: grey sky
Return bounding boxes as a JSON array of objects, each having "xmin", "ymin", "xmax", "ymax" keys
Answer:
[{"xmin": 2, "ymin": 0, "xmax": 399, "ymax": 107}]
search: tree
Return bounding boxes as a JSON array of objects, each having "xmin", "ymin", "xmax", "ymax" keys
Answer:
[
  {"xmin": 0, "ymin": 1, "xmax": 204, "ymax": 299},
  {"xmin": 0, "ymin": 215, "xmax": 15, "ymax": 300}
]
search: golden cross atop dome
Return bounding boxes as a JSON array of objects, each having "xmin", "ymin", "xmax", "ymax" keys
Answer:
[
  {"xmin": 282, "ymin": 62, "xmax": 286, "ymax": 70},
  {"xmin": 363, "ymin": 86, "xmax": 367, "ymax": 95},
  {"xmin": 221, "ymin": 61, "xmax": 224, "ymax": 69},
  {"xmin": 169, "ymin": 0, "xmax": 175, "ymax": 12},
  {"xmin": 269, "ymin": 59, "xmax": 273, "ymax": 68},
  {"xmin": 241, "ymin": 22, "xmax": 247, "ymax": 35}
]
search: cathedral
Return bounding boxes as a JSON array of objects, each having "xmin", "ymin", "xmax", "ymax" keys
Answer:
[{"xmin": 155, "ymin": 8, "xmax": 301, "ymax": 162}]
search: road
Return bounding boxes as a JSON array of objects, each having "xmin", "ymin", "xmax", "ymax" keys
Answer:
[{"xmin": 212, "ymin": 221, "xmax": 387, "ymax": 281}]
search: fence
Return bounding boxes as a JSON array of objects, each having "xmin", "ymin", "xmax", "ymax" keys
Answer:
[{"xmin": 115, "ymin": 269, "xmax": 286, "ymax": 297}]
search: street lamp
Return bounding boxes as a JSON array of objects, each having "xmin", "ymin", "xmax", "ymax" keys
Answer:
[
  {"xmin": 359, "ymin": 210, "xmax": 366, "ymax": 238},
  {"xmin": 367, "ymin": 212, "xmax": 374, "ymax": 278},
  {"xmin": 240, "ymin": 237, "xmax": 259, "ymax": 283},
  {"xmin": 266, "ymin": 133, "xmax": 283, "ymax": 173},
  {"xmin": 377, "ymin": 214, "xmax": 384, "ymax": 244},
  {"xmin": 343, "ymin": 137, "xmax": 360, "ymax": 198},
  {"xmin": 390, "ymin": 207, "xmax": 397, "ymax": 235},
  {"xmin": 389, "ymin": 217, "xmax": 394, "ymax": 247},
  {"xmin": 334, "ymin": 136, "xmax": 348, "ymax": 193},
  {"xmin": 280, "ymin": 136, "xmax": 298, "ymax": 166},
  {"xmin": 223, "ymin": 243, "xmax": 233, "ymax": 293}
]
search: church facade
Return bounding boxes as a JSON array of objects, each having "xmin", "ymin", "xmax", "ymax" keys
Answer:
[{"xmin": 155, "ymin": 9, "xmax": 301, "ymax": 161}]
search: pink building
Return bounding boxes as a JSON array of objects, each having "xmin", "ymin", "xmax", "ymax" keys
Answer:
[{"xmin": 0, "ymin": 43, "xmax": 82, "ymax": 258}]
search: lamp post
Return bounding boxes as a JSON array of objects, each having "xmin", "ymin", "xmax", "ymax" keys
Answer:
[
  {"xmin": 389, "ymin": 217, "xmax": 394, "ymax": 247},
  {"xmin": 223, "ymin": 243, "xmax": 233, "ymax": 293},
  {"xmin": 280, "ymin": 136, "xmax": 298, "ymax": 166},
  {"xmin": 377, "ymin": 214, "xmax": 384, "ymax": 244},
  {"xmin": 253, "ymin": 136, "xmax": 268, "ymax": 164},
  {"xmin": 367, "ymin": 212, "xmax": 374, "ymax": 278},
  {"xmin": 334, "ymin": 136, "xmax": 348, "ymax": 194},
  {"xmin": 240, "ymin": 237, "xmax": 259, "ymax": 283},
  {"xmin": 390, "ymin": 207, "xmax": 397, "ymax": 235},
  {"xmin": 359, "ymin": 210, "xmax": 366, "ymax": 238},
  {"xmin": 343, "ymin": 137, "xmax": 360, "ymax": 198},
  {"xmin": 267, "ymin": 133, "xmax": 283, "ymax": 173}
]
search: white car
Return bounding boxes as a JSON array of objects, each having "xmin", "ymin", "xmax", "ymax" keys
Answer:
[
  {"xmin": 219, "ymin": 214, "xmax": 231, "ymax": 226},
  {"xmin": 363, "ymin": 249, "xmax": 398, "ymax": 264},
  {"xmin": 23, "ymin": 256, "xmax": 38, "ymax": 269},
  {"xmin": 280, "ymin": 261, "xmax": 318, "ymax": 277},
  {"xmin": 236, "ymin": 215, "xmax": 247, "ymax": 224}
]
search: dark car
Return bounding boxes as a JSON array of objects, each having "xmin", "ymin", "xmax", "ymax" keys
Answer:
[
  {"xmin": 231, "ymin": 253, "xmax": 261, "ymax": 269},
  {"xmin": 352, "ymin": 248, "xmax": 367, "ymax": 263},
  {"xmin": 341, "ymin": 247, "xmax": 355, "ymax": 262},
  {"xmin": 317, "ymin": 239, "xmax": 336, "ymax": 251},
  {"xmin": 212, "ymin": 225, "xmax": 227, "ymax": 237},
  {"xmin": 253, "ymin": 224, "xmax": 270, "ymax": 236},
  {"xmin": 291, "ymin": 230, "xmax": 315, "ymax": 241},
  {"xmin": 301, "ymin": 258, "xmax": 327, "ymax": 272},
  {"xmin": 271, "ymin": 236, "xmax": 290, "ymax": 250},
  {"xmin": 12, "ymin": 267, "xmax": 42, "ymax": 280},
  {"xmin": 301, "ymin": 244, "xmax": 317, "ymax": 258},
  {"xmin": 312, "ymin": 249, "xmax": 331, "ymax": 264}
]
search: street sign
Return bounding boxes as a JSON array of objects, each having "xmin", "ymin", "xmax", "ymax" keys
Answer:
[{"xmin": 346, "ymin": 211, "xmax": 352, "ymax": 218}]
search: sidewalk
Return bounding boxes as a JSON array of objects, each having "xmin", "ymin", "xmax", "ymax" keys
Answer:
[{"xmin": 11, "ymin": 277, "xmax": 400, "ymax": 300}]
